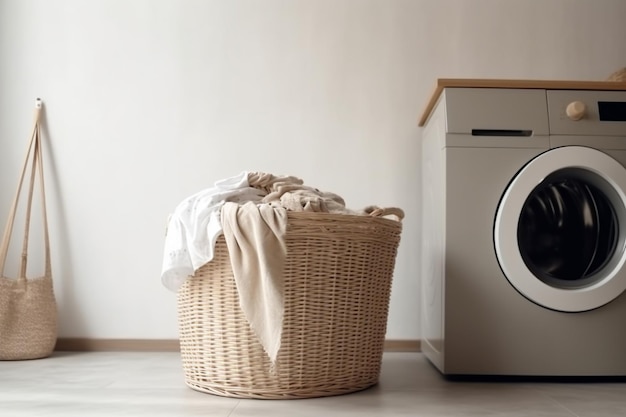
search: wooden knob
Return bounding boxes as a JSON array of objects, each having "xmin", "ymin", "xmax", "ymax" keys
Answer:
[{"xmin": 566, "ymin": 101, "xmax": 586, "ymax": 121}]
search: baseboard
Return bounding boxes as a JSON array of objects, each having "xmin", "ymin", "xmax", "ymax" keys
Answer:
[
  {"xmin": 55, "ymin": 338, "xmax": 420, "ymax": 353},
  {"xmin": 384, "ymin": 339, "xmax": 421, "ymax": 352},
  {"xmin": 54, "ymin": 338, "xmax": 181, "ymax": 352}
]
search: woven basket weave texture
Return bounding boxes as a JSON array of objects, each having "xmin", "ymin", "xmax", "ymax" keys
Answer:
[{"xmin": 177, "ymin": 210, "xmax": 402, "ymax": 399}]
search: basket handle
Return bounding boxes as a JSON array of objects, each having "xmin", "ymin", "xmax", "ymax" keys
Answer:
[
  {"xmin": 366, "ymin": 206, "xmax": 404, "ymax": 221},
  {"xmin": 0, "ymin": 99, "xmax": 51, "ymax": 280}
]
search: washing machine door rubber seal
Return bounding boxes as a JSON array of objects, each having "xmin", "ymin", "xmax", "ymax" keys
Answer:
[{"xmin": 495, "ymin": 146, "xmax": 626, "ymax": 312}]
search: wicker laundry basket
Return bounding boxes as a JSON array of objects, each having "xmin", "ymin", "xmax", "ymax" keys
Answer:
[{"xmin": 177, "ymin": 208, "xmax": 403, "ymax": 399}]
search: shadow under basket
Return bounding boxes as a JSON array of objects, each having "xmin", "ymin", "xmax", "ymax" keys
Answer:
[{"xmin": 177, "ymin": 210, "xmax": 403, "ymax": 399}]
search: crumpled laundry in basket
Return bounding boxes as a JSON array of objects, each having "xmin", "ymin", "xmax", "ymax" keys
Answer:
[{"xmin": 162, "ymin": 171, "xmax": 374, "ymax": 364}]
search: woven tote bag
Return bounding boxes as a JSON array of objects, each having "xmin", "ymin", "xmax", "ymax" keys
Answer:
[{"xmin": 0, "ymin": 99, "xmax": 57, "ymax": 360}]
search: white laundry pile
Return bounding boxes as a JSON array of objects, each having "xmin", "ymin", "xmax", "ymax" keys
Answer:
[
  {"xmin": 161, "ymin": 171, "xmax": 264, "ymax": 292},
  {"xmin": 162, "ymin": 171, "xmax": 365, "ymax": 364}
]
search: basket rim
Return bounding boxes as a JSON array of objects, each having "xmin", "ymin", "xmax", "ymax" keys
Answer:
[{"xmin": 285, "ymin": 210, "xmax": 403, "ymax": 225}]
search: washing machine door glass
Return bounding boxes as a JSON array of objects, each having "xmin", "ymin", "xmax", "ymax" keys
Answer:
[
  {"xmin": 495, "ymin": 146, "xmax": 626, "ymax": 312},
  {"xmin": 519, "ymin": 171, "xmax": 618, "ymax": 287}
]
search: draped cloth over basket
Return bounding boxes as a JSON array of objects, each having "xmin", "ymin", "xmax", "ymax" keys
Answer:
[
  {"xmin": 176, "ymin": 173, "xmax": 404, "ymax": 399},
  {"xmin": 0, "ymin": 99, "xmax": 57, "ymax": 360}
]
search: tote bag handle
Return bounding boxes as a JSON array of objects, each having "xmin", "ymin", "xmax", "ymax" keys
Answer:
[{"xmin": 0, "ymin": 99, "xmax": 51, "ymax": 280}]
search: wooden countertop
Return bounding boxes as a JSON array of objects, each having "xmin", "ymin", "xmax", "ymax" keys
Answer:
[{"xmin": 418, "ymin": 78, "xmax": 626, "ymax": 127}]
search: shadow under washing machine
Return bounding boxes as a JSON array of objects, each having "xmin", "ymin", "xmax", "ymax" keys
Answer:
[{"xmin": 420, "ymin": 81, "xmax": 626, "ymax": 376}]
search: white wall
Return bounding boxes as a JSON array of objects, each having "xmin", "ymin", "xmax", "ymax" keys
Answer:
[{"xmin": 1, "ymin": 0, "xmax": 625, "ymax": 340}]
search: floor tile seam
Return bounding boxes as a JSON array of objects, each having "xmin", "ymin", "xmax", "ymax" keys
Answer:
[
  {"xmin": 226, "ymin": 400, "xmax": 242, "ymax": 416},
  {"xmin": 537, "ymin": 391, "xmax": 583, "ymax": 417}
]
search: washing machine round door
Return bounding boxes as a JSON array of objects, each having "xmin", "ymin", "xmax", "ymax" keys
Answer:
[{"xmin": 495, "ymin": 146, "xmax": 626, "ymax": 312}]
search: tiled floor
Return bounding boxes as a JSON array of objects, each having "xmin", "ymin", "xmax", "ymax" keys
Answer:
[{"xmin": 2, "ymin": 351, "xmax": 626, "ymax": 416}]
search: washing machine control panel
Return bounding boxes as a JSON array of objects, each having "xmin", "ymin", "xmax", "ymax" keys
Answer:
[
  {"xmin": 566, "ymin": 99, "xmax": 626, "ymax": 122},
  {"xmin": 548, "ymin": 90, "xmax": 626, "ymax": 136}
]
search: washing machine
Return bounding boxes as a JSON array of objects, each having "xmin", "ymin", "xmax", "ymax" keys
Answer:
[{"xmin": 420, "ymin": 80, "xmax": 626, "ymax": 376}]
